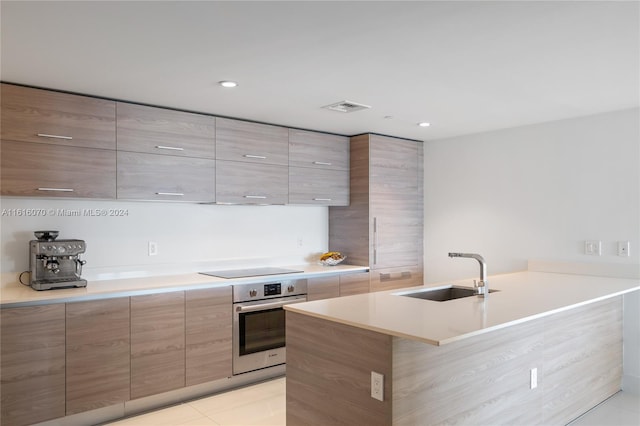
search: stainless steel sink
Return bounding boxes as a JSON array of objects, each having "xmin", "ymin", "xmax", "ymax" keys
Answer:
[{"xmin": 395, "ymin": 285, "xmax": 498, "ymax": 302}]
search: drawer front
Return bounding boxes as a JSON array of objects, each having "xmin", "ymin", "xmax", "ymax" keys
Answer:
[
  {"xmin": 116, "ymin": 102, "xmax": 215, "ymax": 158},
  {"xmin": 370, "ymin": 265, "xmax": 423, "ymax": 292},
  {"xmin": 307, "ymin": 276, "xmax": 340, "ymax": 301},
  {"xmin": 339, "ymin": 272, "xmax": 370, "ymax": 296},
  {"xmin": 216, "ymin": 118, "xmax": 288, "ymax": 165},
  {"xmin": 1, "ymin": 141, "xmax": 116, "ymax": 198},
  {"xmin": 288, "ymin": 129, "xmax": 349, "ymax": 170},
  {"xmin": 1, "ymin": 83, "xmax": 116, "ymax": 150},
  {"xmin": 216, "ymin": 160, "xmax": 288, "ymax": 204},
  {"xmin": 289, "ymin": 166, "xmax": 349, "ymax": 206},
  {"xmin": 117, "ymin": 151, "xmax": 215, "ymax": 202}
]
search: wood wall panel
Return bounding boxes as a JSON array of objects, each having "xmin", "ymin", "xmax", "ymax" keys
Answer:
[
  {"xmin": 541, "ymin": 297, "xmax": 622, "ymax": 424},
  {"xmin": 1, "ymin": 304, "xmax": 66, "ymax": 426},
  {"xmin": 286, "ymin": 311, "xmax": 392, "ymax": 426},
  {"xmin": 185, "ymin": 287, "xmax": 232, "ymax": 386},
  {"xmin": 66, "ymin": 298, "xmax": 130, "ymax": 414},
  {"xmin": 131, "ymin": 292, "xmax": 185, "ymax": 399},
  {"xmin": 393, "ymin": 318, "xmax": 544, "ymax": 426},
  {"xmin": 328, "ymin": 134, "xmax": 371, "ymax": 267}
]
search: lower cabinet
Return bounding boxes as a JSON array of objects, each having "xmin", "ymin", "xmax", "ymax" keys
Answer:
[
  {"xmin": 339, "ymin": 272, "xmax": 370, "ymax": 296},
  {"xmin": 186, "ymin": 287, "xmax": 233, "ymax": 386},
  {"xmin": 1, "ymin": 304, "xmax": 66, "ymax": 426},
  {"xmin": 130, "ymin": 292, "xmax": 186, "ymax": 399},
  {"xmin": 308, "ymin": 273, "xmax": 372, "ymax": 301},
  {"xmin": 370, "ymin": 265, "xmax": 423, "ymax": 292},
  {"xmin": 66, "ymin": 298, "xmax": 130, "ymax": 414},
  {"xmin": 307, "ymin": 276, "xmax": 341, "ymax": 301}
]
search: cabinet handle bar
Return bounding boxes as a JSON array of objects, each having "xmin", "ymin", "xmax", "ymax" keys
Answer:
[
  {"xmin": 243, "ymin": 154, "xmax": 267, "ymax": 159},
  {"xmin": 313, "ymin": 198, "xmax": 332, "ymax": 201},
  {"xmin": 313, "ymin": 161, "xmax": 332, "ymax": 166},
  {"xmin": 244, "ymin": 195, "xmax": 267, "ymax": 199},
  {"xmin": 37, "ymin": 133, "xmax": 73, "ymax": 140},
  {"xmin": 156, "ymin": 192, "xmax": 184, "ymax": 196},
  {"xmin": 37, "ymin": 187, "xmax": 74, "ymax": 192},
  {"xmin": 155, "ymin": 146, "xmax": 185, "ymax": 151}
]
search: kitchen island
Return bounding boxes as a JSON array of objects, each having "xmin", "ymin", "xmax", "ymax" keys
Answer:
[{"xmin": 284, "ymin": 271, "xmax": 640, "ymax": 425}]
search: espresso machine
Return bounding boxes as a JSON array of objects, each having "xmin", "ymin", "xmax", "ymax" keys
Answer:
[{"xmin": 29, "ymin": 230, "xmax": 87, "ymax": 290}]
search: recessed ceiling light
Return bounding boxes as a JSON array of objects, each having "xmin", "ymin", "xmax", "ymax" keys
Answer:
[
  {"xmin": 418, "ymin": 122, "xmax": 431, "ymax": 127},
  {"xmin": 219, "ymin": 81, "xmax": 238, "ymax": 88}
]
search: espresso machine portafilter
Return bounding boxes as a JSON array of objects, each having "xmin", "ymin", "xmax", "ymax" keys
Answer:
[{"xmin": 29, "ymin": 230, "xmax": 87, "ymax": 290}]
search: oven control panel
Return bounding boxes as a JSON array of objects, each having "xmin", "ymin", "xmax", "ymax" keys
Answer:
[{"xmin": 233, "ymin": 279, "xmax": 307, "ymax": 302}]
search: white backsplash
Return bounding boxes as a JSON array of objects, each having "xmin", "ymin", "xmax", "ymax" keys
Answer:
[{"xmin": 0, "ymin": 197, "xmax": 328, "ymax": 282}]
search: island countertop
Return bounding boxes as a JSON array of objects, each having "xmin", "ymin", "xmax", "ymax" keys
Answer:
[
  {"xmin": 284, "ymin": 271, "xmax": 640, "ymax": 346},
  {"xmin": 0, "ymin": 264, "xmax": 368, "ymax": 308}
]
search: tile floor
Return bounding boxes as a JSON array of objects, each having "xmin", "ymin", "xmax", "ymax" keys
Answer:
[{"xmin": 105, "ymin": 378, "xmax": 639, "ymax": 426}]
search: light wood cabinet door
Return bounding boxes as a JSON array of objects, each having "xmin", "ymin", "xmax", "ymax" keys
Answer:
[
  {"xmin": 185, "ymin": 287, "xmax": 232, "ymax": 386},
  {"xmin": 340, "ymin": 272, "xmax": 370, "ymax": 296},
  {"xmin": 216, "ymin": 160, "xmax": 288, "ymax": 204},
  {"xmin": 216, "ymin": 118, "xmax": 288, "ymax": 165},
  {"xmin": 370, "ymin": 265, "xmax": 423, "ymax": 292},
  {"xmin": 288, "ymin": 129, "xmax": 349, "ymax": 170},
  {"xmin": 289, "ymin": 166, "xmax": 349, "ymax": 206},
  {"xmin": 370, "ymin": 136, "xmax": 422, "ymax": 269},
  {"xmin": 329, "ymin": 134, "xmax": 424, "ymax": 281},
  {"xmin": 131, "ymin": 292, "xmax": 185, "ymax": 399},
  {"xmin": 1, "ymin": 304, "xmax": 66, "ymax": 426},
  {"xmin": 66, "ymin": 298, "xmax": 130, "ymax": 415},
  {"xmin": 1, "ymin": 83, "xmax": 116, "ymax": 150},
  {"xmin": 116, "ymin": 102, "xmax": 215, "ymax": 159},
  {"xmin": 1, "ymin": 140, "xmax": 116, "ymax": 198},
  {"xmin": 117, "ymin": 151, "xmax": 215, "ymax": 202},
  {"xmin": 307, "ymin": 276, "xmax": 340, "ymax": 301}
]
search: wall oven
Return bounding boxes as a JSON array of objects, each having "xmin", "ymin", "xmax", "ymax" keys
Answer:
[{"xmin": 232, "ymin": 279, "xmax": 307, "ymax": 375}]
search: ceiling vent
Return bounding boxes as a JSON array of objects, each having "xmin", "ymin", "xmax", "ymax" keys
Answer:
[{"xmin": 322, "ymin": 100, "xmax": 371, "ymax": 113}]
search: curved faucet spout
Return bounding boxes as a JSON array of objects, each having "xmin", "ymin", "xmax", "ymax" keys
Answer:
[{"xmin": 448, "ymin": 253, "xmax": 488, "ymax": 296}]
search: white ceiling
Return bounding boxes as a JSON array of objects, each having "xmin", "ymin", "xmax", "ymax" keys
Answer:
[{"xmin": 1, "ymin": 1, "xmax": 638, "ymax": 141}]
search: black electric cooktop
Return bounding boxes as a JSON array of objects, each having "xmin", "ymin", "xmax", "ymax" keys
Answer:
[{"xmin": 199, "ymin": 267, "xmax": 303, "ymax": 279}]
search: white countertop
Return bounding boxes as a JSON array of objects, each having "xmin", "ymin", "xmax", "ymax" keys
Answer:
[
  {"xmin": 284, "ymin": 271, "xmax": 640, "ymax": 346},
  {"xmin": 0, "ymin": 264, "xmax": 368, "ymax": 307}
]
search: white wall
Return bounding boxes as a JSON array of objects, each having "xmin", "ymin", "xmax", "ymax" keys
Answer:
[
  {"xmin": 423, "ymin": 107, "xmax": 640, "ymax": 393},
  {"xmin": 0, "ymin": 199, "xmax": 328, "ymax": 280}
]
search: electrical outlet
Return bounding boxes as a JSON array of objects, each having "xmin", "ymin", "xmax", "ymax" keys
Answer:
[
  {"xmin": 530, "ymin": 368, "xmax": 538, "ymax": 389},
  {"xmin": 584, "ymin": 240, "xmax": 601, "ymax": 256},
  {"xmin": 148, "ymin": 241, "xmax": 158, "ymax": 256},
  {"xmin": 371, "ymin": 371, "xmax": 384, "ymax": 401},
  {"xmin": 618, "ymin": 241, "xmax": 630, "ymax": 257}
]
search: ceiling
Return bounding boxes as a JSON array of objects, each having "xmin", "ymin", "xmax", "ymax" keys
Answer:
[{"xmin": 1, "ymin": 1, "xmax": 638, "ymax": 141}]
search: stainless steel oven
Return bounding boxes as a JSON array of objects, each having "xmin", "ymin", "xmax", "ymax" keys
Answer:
[{"xmin": 232, "ymin": 279, "xmax": 307, "ymax": 375}]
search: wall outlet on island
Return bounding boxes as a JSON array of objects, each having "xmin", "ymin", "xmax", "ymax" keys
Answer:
[{"xmin": 371, "ymin": 371, "xmax": 384, "ymax": 401}]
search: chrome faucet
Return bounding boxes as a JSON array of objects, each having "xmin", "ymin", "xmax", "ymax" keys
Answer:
[{"xmin": 448, "ymin": 253, "xmax": 488, "ymax": 297}]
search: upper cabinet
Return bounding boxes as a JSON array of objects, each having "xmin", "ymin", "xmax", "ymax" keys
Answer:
[
  {"xmin": 1, "ymin": 83, "xmax": 115, "ymax": 150},
  {"xmin": 215, "ymin": 118, "xmax": 289, "ymax": 204},
  {"xmin": 0, "ymin": 84, "xmax": 117, "ymax": 198},
  {"xmin": 115, "ymin": 103, "xmax": 216, "ymax": 202},
  {"xmin": 0, "ymin": 84, "xmax": 354, "ymax": 205},
  {"xmin": 116, "ymin": 103, "xmax": 215, "ymax": 159},
  {"xmin": 216, "ymin": 118, "xmax": 288, "ymax": 165},
  {"xmin": 288, "ymin": 129, "xmax": 349, "ymax": 206}
]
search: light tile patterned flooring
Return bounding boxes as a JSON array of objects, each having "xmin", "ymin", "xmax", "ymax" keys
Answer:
[{"xmin": 105, "ymin": 378, "xmax": 639, "ymax": 426}]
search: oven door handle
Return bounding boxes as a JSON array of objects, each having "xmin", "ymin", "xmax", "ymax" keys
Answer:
[{"xmin": 235, "ymin": 298, "xmax": 306, "ymax": 313}]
